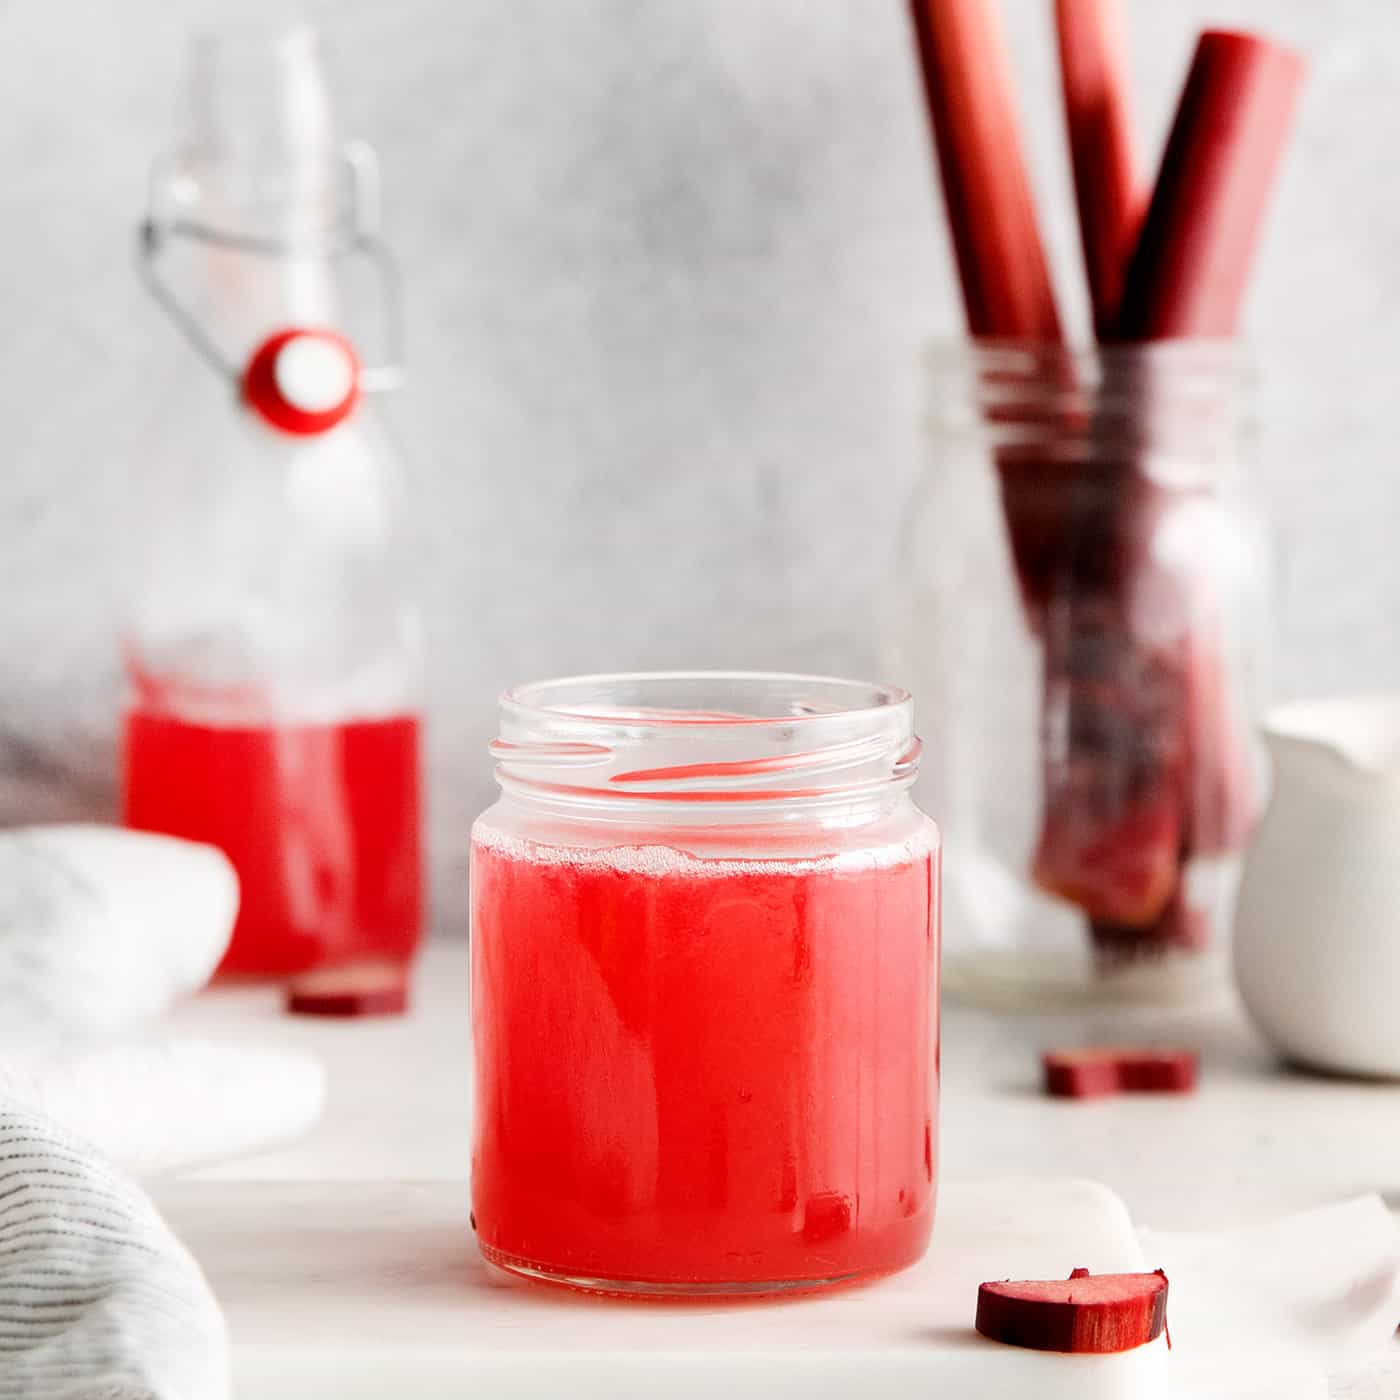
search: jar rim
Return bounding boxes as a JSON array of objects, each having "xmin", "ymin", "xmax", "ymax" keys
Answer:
[
  {"xmin": 492, "ymin": 671, "xmax": 919, "ymax": 813},
  {"xmin": 922, "ymin": 335, "xmax": 1255, "ymax": 470},
  {"xmin": 500, "ymin": 670, "xmax": 910, "ymax": 730},
  {"xmin": 923, "ymin": 335, "xmax": 1251, "ymax": 376}
]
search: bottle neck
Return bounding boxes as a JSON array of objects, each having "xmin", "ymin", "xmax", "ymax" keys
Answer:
[
  {"xmin": 172, "ymin": 234, "xmax": 342, "ymax": 370},
  {"xmin": 163, "ymin": 23, "xmax": 348, "ymax": 368}
]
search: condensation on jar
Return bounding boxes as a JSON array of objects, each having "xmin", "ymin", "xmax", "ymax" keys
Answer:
[{"xmin": 469, "ymin": 672, "xmax": 941, "ymax": 1298}]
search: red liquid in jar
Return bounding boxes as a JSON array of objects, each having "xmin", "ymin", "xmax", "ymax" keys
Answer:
[
  {"xmin": 123, "ymin": 710, "xmax": 422, "ymax": 978},
  {"xmin": 470, "ymin": 828, "xmax": 939, "ymax": 1292}
]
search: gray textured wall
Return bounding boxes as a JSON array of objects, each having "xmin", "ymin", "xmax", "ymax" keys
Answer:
[{"xmin": 2, "ymin": 0, "xmax": 1396, "ymax": 932}]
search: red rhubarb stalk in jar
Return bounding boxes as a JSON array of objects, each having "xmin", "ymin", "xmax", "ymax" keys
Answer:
[
  {"xmin": 907, "ymin": 0, "xmax": 1080, "ymax": 622},
  {"xmin": 1033, "ymin": 29, "xmax": 1302, "ymax": 962}
]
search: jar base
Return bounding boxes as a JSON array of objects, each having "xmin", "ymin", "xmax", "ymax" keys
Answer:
[
  {"xmin": 943, "ymin": 945, "xmax": 1230, "ymax": 1011},
  {"xmin": 478, "ymin": 1243, "xmax": 884, "ymax": 1300}
]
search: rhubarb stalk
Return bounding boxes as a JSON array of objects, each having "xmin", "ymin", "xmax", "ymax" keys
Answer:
[
  {"xmin": 1118, "ymin": 31, "xmax": 1306, "ymax": 339},
  {"xmin": 1055, "ymin": 0, "xmax": 1144, "ymax": 338},
  {"xmin": 908, "ymin": 0, "xmax": 1076, "ymax": 620},
  {"xmin": 907, "ymin": 0, "xmax": 1060, "ymax": 342},
  {"xmin": 1034, "ymin": 29, "xmax": 1302, "ymax": 955}
]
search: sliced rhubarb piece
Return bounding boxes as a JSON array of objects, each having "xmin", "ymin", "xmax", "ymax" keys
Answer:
[
  {"xmin": 1117, "ymin": 30, "xmax": 1305, "ymax": 339},
  {"xmin": 1043, "ymin": 1047, "xmax": 1198, "ymax": 1098},
  {"xmin": 286, "ymin": 960, "xmax": 410, "ymax": 1018},
  {"xmin": 977, "ymin": 1268, "xmax": 1169, "ymax": 1353},
  {"xmin": 1055, "ymin": 0, "xmax": 1143, "ymax": 337}
]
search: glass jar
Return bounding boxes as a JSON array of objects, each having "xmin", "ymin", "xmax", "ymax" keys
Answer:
[
  {"xmin": 892, "ymin": 342, "xmax": 1268, "ymax": 1008},
  {"xmin": 121, "ymin": 25, "xmax": 423, "ymax": 982},
  {"xmin": 470, "ymin": 672, "xmax": 940, "ymax": 1297}
]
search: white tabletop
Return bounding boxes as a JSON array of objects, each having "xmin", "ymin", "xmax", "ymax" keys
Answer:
[
  {"xmin": 155, "ymin": 943, "xmax": 1400, "ymax": 1392},
  {"xmin": 168, "ymin": 942, "xmax": 1400, "ymax": 1226}
]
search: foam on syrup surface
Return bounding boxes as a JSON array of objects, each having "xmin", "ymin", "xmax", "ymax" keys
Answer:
[{"xmin": 470, "ymin": 822, "xmax": 937, "ymax": 879}]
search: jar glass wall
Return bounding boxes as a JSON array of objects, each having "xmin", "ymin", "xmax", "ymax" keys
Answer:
[
  {"xmin": 892, "ymin": 342, "xmax": 1268, "ymax": 1009},
  {"xmin": 470, "ymin": 672, "xmax": 940, "ymax": 1297}
]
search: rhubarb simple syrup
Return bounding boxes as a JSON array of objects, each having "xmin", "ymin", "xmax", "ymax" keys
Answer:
[
  {"xmin": 470, "ymin": 830, "xmax": 939, "ymax": 1291},
  {"xmin": 124, "ymin": 28, "xmax": 424, "ymax": 981},
  {"xmin": 124, "ymin": 710, "xmax": 422, "ymax": 977}
]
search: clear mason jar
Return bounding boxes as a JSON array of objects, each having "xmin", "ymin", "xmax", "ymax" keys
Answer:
[
  {"xmin": 470, "ymin": 672, "xmax": 940, "ymax": 1297},
  {"xmin": 891, "ymin": 342, "xmax": 1269, "ymax": 1009}
]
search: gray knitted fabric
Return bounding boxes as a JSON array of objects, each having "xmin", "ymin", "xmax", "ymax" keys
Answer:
[{"xmin": 0, "ymin": 1104, "xmax": 228, "ymax": 1400}]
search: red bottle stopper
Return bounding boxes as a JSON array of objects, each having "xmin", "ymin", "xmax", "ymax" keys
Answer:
[{"xmin": 242, "ymin": 328, "xmax": 361, "ymax": 436}]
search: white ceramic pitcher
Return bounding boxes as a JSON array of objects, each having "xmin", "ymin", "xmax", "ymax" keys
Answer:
[{"xmin": 1234, "ymin": 694, "xmax": 1400, "ymax": 1077}]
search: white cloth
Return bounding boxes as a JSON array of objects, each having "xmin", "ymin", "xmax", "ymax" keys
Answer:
[
  {"xmin": 0, "ymin": 1104, "xmax": 229, "ymax": 1400},
  {"xmin": 0, "ymin": 1039, "xmax": 326, "ymax": 1177},
  {"xmin": 1139, "ymin": 1195, "xmax": 1400, "ymax": 1399},
  {"xmin": 0, "ymin": 825, "xmax": 237, "ymax": 1038},
  {"xmin": 0, "ymin": 824, "xmax": 326, "ymax": 1397},
  {"xmin": 0, "ymin": 823, "xmax": 325, "ymax": 1176}
]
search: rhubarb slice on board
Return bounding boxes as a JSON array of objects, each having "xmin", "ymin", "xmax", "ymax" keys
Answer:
[{"xmin": 977, "ymin": 1268, "xmax": 1169, "ymax": 1353}]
